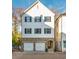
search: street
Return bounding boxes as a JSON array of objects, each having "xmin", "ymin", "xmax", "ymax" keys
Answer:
[{"xmin": 12, "ymin": 52, "xmax": 66, "ymax": 59}]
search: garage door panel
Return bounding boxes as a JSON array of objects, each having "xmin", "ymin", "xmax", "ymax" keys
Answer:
[
  {"xmin": 24, "ymin": 43, "xmax": 33, "ymax": 51},
  {"xmin": 35, "ymin": 43, "xmax": 45, "ymax": 51}
]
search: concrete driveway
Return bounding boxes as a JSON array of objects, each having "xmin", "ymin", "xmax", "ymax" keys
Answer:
[{"xmin": 12, "ymin": 52, "xmax": 66, "ymax": 59}]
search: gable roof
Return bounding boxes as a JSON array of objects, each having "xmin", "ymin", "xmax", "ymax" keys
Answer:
[
  {"xmin": 21, "ymin": 0, "xmax": 39, "ymax": 16},
  {"xmin": 21, "ymin": 0, "xmax": 57, "ymax": 16}
]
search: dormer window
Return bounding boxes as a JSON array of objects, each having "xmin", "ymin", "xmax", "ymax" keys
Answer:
[
  {"xmin": 44, "ymin": 16, "xmax": 51, "ymax": 22},
  {"xmin": 25, "ymin": 16, "xmax": 32, "ymax": 22},
  {"xmin": 35, "ymin": 16, "xmax": 41, "ymax": 22}
]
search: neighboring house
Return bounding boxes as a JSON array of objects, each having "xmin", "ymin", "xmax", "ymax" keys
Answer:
[
  {"xmin": 55, "ymin": 13, "xmax": 66, "ymax": 52},
  {"xmin": 61, "ymin": 14, "xmax": 66, "ymax": 52},
  {"xmin": 21, "ymin": 0, "xmax": 55, "ymax": 52}
]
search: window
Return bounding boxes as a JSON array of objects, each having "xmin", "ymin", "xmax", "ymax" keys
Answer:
[
  {"xmin": 24, "ymin": 28, "xmax": 31, "ymax": 34},
  {"xmin": 34, "ymin": 28, "xmax": 41, "ymax": 34},
  {"xmin": 35, "ymin": 16, "xmax": 41, "ymax": 22},
  {"xmin": 44, "ymin": 16, "xmax": 51, "ymax": 22},
  {"xmin": 44, "ymin": 28, "xmax": 51, "ymax": 34},
  {"xmin": 63, "ymin": 41, "xmax": 66, "ymax": 48},
  {"xmin": 25, "ymin": 16, "xmax": 32, "ymax": 22}
]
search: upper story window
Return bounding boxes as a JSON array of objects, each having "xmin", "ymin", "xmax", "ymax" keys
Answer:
[
  {"xmin": 24, "ymin": 28, "xmax": 32, "ymax": 34},
  {"xmin": 35, "ymin": 16, "xmax": 41, "ymax": 22},
  {"xmin": 44, "ymin": 16, "xmax": 51, "ymax": 22},
  {"xmin": 25, "ymin": 16, "xmax": 32, "ymax": 22},
  {"xmin": 34, "ymin": 28, "xmax": 41, "ymax": 34},
  {"xmin": 44, "ymin": 28, "xmax": 51, "ymax": 34}
]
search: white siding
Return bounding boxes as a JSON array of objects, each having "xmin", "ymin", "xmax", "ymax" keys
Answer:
[
  {"xmin": 22, "ymin": 1, "xmax": 55, "ymax": 38},
  {"xmin": 58, "ymin": 15, "xmax": 66, "ymax": 52},
  {"xmin": 61, "ymin": 16, "xmax": 66, "ymax": 52},
  {"xmin": 62, "ymin": 16, "xmax": 66, "ymax": 35}
]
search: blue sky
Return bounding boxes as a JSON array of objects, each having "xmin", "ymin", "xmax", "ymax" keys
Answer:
[{"xmin": 12, "ymin": 0, "xmax": 66, "ymax": 13}]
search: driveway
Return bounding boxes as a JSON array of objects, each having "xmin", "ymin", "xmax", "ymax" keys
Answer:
[{"xmin": 12, "ymin": 52, "xmax": 66, "ymax": 59}]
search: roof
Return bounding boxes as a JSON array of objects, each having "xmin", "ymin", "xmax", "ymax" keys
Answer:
[
  {"xmin": 21, "ymin": 0, "xmax": 57, "ymax": 16},
  {"xmin": 21, "ymin": 0, "xmax": 39, "ymax": 16},
  {"xmin": 55, "ymin": 13, "xmax": 66, "ymax": 21}
]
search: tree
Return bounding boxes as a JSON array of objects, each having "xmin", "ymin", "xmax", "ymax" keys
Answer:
[
  {"xmin": 12, "ymin": 14, "xmax": 22, "ymax": 49},
  {"xmin": 12, "ymin": 31, "xmax": 21, "ymax": 49}
]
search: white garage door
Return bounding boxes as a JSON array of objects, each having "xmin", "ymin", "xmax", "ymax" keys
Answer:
[
  {"xmin": 35, "ymin": 43, "xmax": 45, "ymax": 51},
  {"xmin": 24, "ymin": 43, "xmax": 33, "ymax": 51}
]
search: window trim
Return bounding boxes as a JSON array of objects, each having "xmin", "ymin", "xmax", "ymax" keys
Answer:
[
  {"xmin": 25, "ymin": 16, "xmax": 32, "ymax": 22},
  {"xmin": 24, "ymin": 28, "xmax": 32, "ymax": 34},
  {"xmin": 44, "ymin": 16, "xmax": 51, "ymax": 22},
  {"xmin": 34, "ymin": 28, "xmax": 41, "ymax": 34},
  {"xmin": 44, "ymin": 28, "xmax": 51, "ymax": 34},
  {"xmin": 34, "ymin": 16, "xmax": 41, "ymax": 22}
]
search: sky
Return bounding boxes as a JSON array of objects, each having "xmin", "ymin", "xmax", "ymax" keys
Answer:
[{"xmin": 12, "ymin": 0, "xmax": 66, "ymax": 13}]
